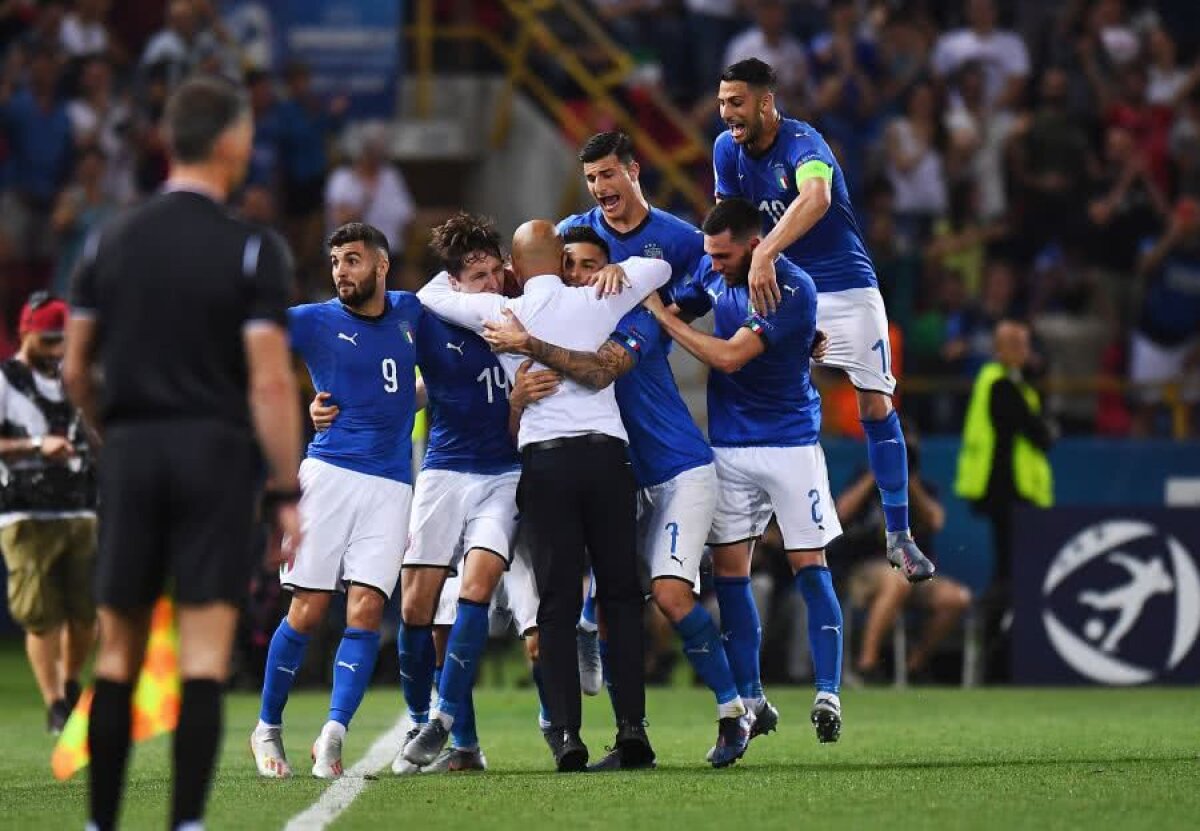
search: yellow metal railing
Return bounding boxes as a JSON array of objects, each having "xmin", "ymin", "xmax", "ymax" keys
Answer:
[{"xmin": 408, "ymin": 0, "xmax": 712, "ymax": 218}]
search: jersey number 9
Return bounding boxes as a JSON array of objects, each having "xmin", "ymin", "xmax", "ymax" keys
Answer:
[{"xmin": 381, "ymin": 358, "xmax": 399, "ymax": 393}]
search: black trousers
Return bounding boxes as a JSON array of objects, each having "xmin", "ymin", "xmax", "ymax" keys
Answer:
[{"xmin": 518, "ymin": 434, "xmax": 643, "ymax": 731}]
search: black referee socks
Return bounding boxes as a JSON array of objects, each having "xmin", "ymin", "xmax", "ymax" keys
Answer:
[
  {"xmin": 171, "ymin": 679, "xmax": 224, "ymax": 829},
  {"xmin": 88, "ymin": 678, "xmax": 134, "ymax": 831}
]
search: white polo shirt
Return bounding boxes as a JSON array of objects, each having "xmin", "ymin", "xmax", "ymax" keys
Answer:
[{"xmin": 416, "ymin": 257, "xmax": 671, "ymax": 450}]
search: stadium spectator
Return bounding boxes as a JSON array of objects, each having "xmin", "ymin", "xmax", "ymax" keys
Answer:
[
  {"xmin": 684, "ymin": 0, "xmax": 739, "ymax": 98},
  {"xmin": 831, "ymin": 421, "xmax": 972, "ymax": 684},
  {"xmin": 944, "ymin": 60, "xmax": 1016, "ymax": 224},
  {"xmin": 50, "ymin": 144, "xmax": 115, "ymax": 296},
  {"xmin": 883, "ymin": 80, "xmax": 947, "ymax": 247},
  {"xmin": 931, "ymin": 0, "xmax": 1029, "ymax": 112},
  {"xmin": 139, "ymin": 0, "xmax": 237, "ymax": 88},
  {"xmin": 59, "ymin": 0, "xmax": 111, "ymax": 60},
  {"xmin": 0, "ymin": 292, "xmax": 97, "ymax": 735},
  {"xmin": 325, "ymin": 121, "xmax": 416, "ymax": 268},
  {"xmin": 65, "ymin": 55, "xmax": 135, "ymax": 204},
  {"xmin": 1129, "ymin": 198, "xmax": 1200, "ymax": 438},
  {"xmin": 1144, "ymin": 26, "xmax": 1199, "ymax": 108},
  {"xmin": 722, "ymin": 0, "xmax": 811, "ymax": 117},
  {"xmin": 955, "ymin": 319, "xmax": 1054, "ymax": 681}
]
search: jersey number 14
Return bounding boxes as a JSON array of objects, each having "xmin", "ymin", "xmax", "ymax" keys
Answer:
[{"xmin": 477, "ymin": 366, "xmax": 510, "ymax": 404}]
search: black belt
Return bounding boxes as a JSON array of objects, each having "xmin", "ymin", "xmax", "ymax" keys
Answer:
[{"xmin": 523, "ymin": 433, "xmax": 623, "ymax": 453}]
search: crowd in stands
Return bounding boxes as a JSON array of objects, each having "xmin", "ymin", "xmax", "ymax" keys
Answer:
[
  {"xmin": 2, "ymin": 0, "xmax": 1198, "ymax": 437},
  {"xmin": 0, "ymin": 0, "xmax": 417, "ymax": 358}
]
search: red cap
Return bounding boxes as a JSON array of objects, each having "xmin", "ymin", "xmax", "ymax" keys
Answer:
[{"xmin": 19, "ymin": 296, "xmax": 69, "ymax": 336}]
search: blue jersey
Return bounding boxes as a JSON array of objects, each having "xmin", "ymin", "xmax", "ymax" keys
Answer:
[
  {"xmin": 610, "ymin": 307, "xmax": 713, "ymax": 488},
  {"xmin": 713, "ymin": 118, "xmax": 876, "ymax": 293},
  {"xmin": 557, "ymin": 206, "xmax": 704, "ymax": 294},
  {"xmin": 415, "ymin": 312, "xmax": 520, "ymax": 475},
  {"xmin": 288, "ymin": 291, "xmax": 420, "ymax": 484},
  {"xmin": 671, "ymin": 255, "xmax": 822, "ymax": 448}
]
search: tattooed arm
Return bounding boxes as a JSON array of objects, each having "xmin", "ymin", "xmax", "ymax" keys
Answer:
[{"xmin": 482, "ymin": 309, "xmax": 635, "ymax": 391}]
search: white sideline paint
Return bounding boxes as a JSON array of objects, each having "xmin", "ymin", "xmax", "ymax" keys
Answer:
[{"xmin": 283, "ymin": 718, "xmax": 409, "ymax": 831}]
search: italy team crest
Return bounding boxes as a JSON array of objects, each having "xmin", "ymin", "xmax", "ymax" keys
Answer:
[{"xmin": 772, "ymin": 163, "xmax": 790, "ymax": 191}]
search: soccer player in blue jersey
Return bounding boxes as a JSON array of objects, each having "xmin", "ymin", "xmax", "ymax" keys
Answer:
[
  {"xmin": 394, "ymin": 214, "xmax": 549, "ymax": 773},
  {"xmin": 646, "ymin": 198, "xmax": 848, "ymax": 743},
  {"xmin": 251, "ymin": 222, "xmax": 420, "ymax": 779},
  {"xmin": 556, "ymin": 130, "xmax": 706, "ymax": 692},
  {"xmin": 485, "ymin": 225, "xmax": 753, "ymax": 768},
  {"xmin": 712, "ymin": 58, "xmax": 935, "ymax": 584}
]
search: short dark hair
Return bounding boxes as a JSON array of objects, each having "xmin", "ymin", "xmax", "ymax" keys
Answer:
[
  {"xmin": 164, "ymin": 76, "xmax": 249, "ymax": 164},
  {"xmin": 701, "ymin": 198, "xmax": 762, "ymax": 239},
  {"xmin": 429, "ymin": 211, "xmax": 503, "ymax": 276},
  {"xmin": 578, "ymin": 131, "xmax": 635, "ymax": 165},
  {"xmin": 328, "ymin": 222, "xmax": 390, "ymax": 257},
  {"xmin": 561, "ymin": 225, "xmax": 610, "ymax": 261},
  {"xmin": 720, "ymin": 58, "xmax": 777, "ymax": 92}
]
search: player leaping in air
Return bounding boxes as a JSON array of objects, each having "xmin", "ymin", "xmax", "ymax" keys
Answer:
[{"xmin": 713, "ymin": 58, "xmax": 935, "ymax": 583}]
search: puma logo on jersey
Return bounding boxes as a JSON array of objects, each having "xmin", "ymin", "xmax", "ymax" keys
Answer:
[
  {"xmin": 446, "ymin": 341, "xmax": 465, "ymax": 355},
  {"xmin": 821, "ymin": 625, "xmax": 842, "ymax": 635},
  {"xmin": 336, "ymin": 661, "xmax": 360, "ymax": 673},
  {"xmin": 782, "ymin": 284, "xmax": 798, "ymax": 296},
  {"xmin": 338, "ymin": 332, "xmax": 359, "ymax": 347},
  {"xmin": 706, "ymin": 288, "xmax": 722, "ymax": 301},
  {"xmin": 670, "ymin": 555, "xmax": 685, "ymax": 567},
  {"xmin": 275, "ymin": 666, "xmax": 297, "ymax": 677}
]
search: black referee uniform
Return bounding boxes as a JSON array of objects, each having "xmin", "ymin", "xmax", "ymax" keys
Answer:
[{"xmin": 71, "ymin": 189, "xmax": 292, "ymax": 608}]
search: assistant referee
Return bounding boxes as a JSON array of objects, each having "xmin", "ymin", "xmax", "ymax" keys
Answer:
[{"xmin": 63, "ymin": 77, "xmax": 303, "ymax": 831}]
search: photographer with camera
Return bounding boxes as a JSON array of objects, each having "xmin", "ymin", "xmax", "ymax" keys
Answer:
[{"xmin": 0, "ymin": 291, "xmax": 97, "ymax": 734}]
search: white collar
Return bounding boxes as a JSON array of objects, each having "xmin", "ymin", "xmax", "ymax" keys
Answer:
[{"xmin": 522, "ymin": 274, "xmax": 563, "ymax": 295}]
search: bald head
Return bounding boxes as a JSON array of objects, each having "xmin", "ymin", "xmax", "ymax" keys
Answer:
[
  {"xmin": 511, "ymin": 220, "xmax": 564, "ymax": 283},
  {"xmin": 994, "ymin": 320, "xmax": 1031, "ymax": 370}
]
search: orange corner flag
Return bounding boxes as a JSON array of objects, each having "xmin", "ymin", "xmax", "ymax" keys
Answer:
[{"xmin": 52, "ymin": 597, "xmax": 181, "ymax": 781}]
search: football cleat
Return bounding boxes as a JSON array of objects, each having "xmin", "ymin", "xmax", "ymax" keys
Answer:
[
  {"xmin": 402, "ymin": 719, "xmax": 450, "ymax": 768},
  {"xmin": 810, "ymin": 692, "xmax": 842, "ymax": 744},
  {"xmin": 251, "ymin": 724, "xmax": 291, "ymax": 778},
  {"xmin": 886, "ymin": 533, "xmax": 936, "ymax": 583},
  {"xmin": 391, "ymin": 726, "xmax": 423, "ymax": 775},
  {"xmin": 709, "ymin": 714, "xmax": 751, "ymax": 768},
  {"xmin": 310, "ymin": 726, "xmax": 344, "ymax": 779},
  {"xmin": 749, "ymin": 698, "xmax": 779, "ymax": 741},
  {"xmin": 577, "ymin": 627, "xmax": 603, "ymax": 696}
]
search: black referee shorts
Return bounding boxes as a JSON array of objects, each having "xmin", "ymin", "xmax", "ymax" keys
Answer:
[{"xmin": 95, "ymin": 420, "xmax": 262, "ymax": 610}]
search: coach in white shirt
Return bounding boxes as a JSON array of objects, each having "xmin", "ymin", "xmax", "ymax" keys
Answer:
[{"xmin": 418, "ymin": 220, "xmax": 669, "ymax": 772}]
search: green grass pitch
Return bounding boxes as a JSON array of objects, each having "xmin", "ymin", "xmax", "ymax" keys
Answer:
[{"xmin": 0, "ymin": 646, "xmax": 1197, "ymax": 830}]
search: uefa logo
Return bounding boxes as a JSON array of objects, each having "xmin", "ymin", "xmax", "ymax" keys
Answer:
[{"xmin": 1041, "ymin": 520, "xmax": 1200, "ymax": 684}]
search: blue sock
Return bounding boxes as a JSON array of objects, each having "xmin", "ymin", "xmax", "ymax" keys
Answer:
[
  {"xmin": 259, "ymin": 618, "xmax": 309, "ymax": 725},
  {"xmin": 795, "ymin": 566, "xmax": 843, "ymax": 695},
  {"xmin": 863, "ymin": 411, "xmax": 909, "ymax": 533},
  {"xmin": 451, "ymin": 687, "xmax": 478, "ymax": 749},
  {"xmin": 398, "ymin": 623, "xmax": 435, "ymax": 724},
  {"xmin": 714, "ymin": 576, "xmax": 763, "ymax": 701},
  {"xmin": 329, "ymin": 627, "xmax": 381, "ymax": 727},
  {"xmin": 579, "ymin": 570, "xmax": 598, "ymax": 631},
  {"xmin": 432, "ymin": 666, "xmax": 442, "ymax": 710},
  {"xmin": 435, "ymin": 600, "xmax": 489, "ymax": 721},
  {"xmin": 674, "ymin": 605, "xmax": 739, "ymax": 706},
  {"xmin": 531, "ymin": 661, "xmax": 550, "ymax": 725}
]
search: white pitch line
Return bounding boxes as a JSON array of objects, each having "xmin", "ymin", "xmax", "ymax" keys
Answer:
[{"xmin": 283, "ymin": 718, "xmax": 408, "ymax": 831}]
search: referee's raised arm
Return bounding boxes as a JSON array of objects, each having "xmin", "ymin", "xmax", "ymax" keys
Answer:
[{"xmin": 63, "ymin": 76, "xmax": 301, "ymax": 831}]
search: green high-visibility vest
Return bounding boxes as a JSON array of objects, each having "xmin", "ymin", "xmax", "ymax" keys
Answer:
[{"xmin": 954, "ymin": 361, "xmax": 1053, "ymax": 507}]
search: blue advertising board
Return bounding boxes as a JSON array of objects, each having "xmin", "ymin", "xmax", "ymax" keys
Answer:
[
  {"xmin": 222, "ymin": 0, "xmax": 402, "ymax": 117},
  {"xmin": 1012, "ymin": 507, "xmax": 1200, "ymax": 685}
]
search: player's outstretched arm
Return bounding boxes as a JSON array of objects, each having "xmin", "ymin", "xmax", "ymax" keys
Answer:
[
  {"xmin": 483, "ymin": 309, "xmax": 634, "ymax": 391},
  {"xmin": 643, "ymin": 292, "xmax": 764, "ymax": 374},
  {"xmin": 416, "ymin": 271, "xmax": 506, "ymax": 333},
  {"xmin": 750, "ymin": 175, "xmax": 832, "ymax": 314}
]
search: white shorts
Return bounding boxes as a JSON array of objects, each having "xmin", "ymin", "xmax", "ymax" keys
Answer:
[
  {"xmin": 637, "ymin": 463, "xmax": 717, "ymax": 587},
  {"xmin": 816, "ymin": 286, "xmax": 896, "ymax": 395},
  {"xmin": 434, "ymin": 544, "xmax": 539, "ymax": 635},
  {"xmin": 281, "ymin": 458, "xmax": 412, "ymax": 596},
  {"xmin": 1130, "ymin": 331, "xmax": 1200, "ymax": 404},
  {"xmin": 405, "ymin": 468, "xmax": 521, "ymax": 571},
  {"xmin": 708, "ymin": 445, "xmax": 842, "ymax": 551}
]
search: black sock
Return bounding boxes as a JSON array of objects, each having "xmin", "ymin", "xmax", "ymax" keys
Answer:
[
  {"xmin": 88, "ymin": 679, "xmax": 134, "ymax": 831},
  {"xmin": 171, "ymin": 679, "xmax": 224, "ymax": 829},
  {"xmin": 65, "ymin": 678, "xmax": 82, "ymax": 710}
]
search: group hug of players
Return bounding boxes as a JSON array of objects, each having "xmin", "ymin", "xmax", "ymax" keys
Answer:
[{"xmin": 249, "ymin": 58, "xmax": 936, "ymax": 779}]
